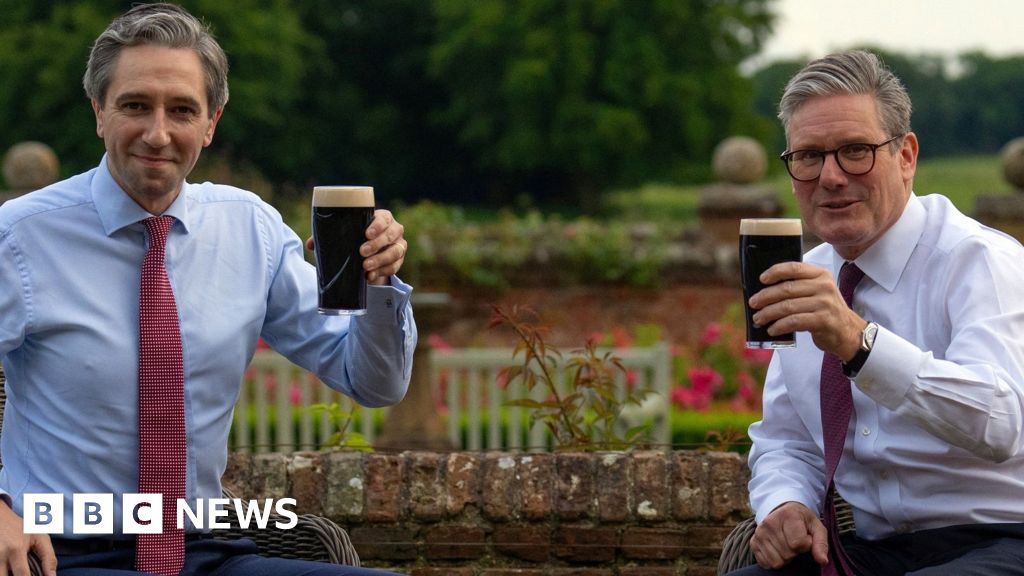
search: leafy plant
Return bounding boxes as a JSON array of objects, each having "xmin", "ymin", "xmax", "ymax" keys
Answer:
[
  {"xmin": 489, "ymin": 305, "xmax": 655, "ymax": 451},
  {"xmin": 309, "ymin": 402, "xmax": 373, "ymax": 451}
]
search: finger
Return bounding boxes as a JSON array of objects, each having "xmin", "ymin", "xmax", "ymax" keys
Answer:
[
  {"xmin": 32, "ymin": 535, "xmax": 57, "ymax": 576},
  {"xmin": 810, "ymin": 517, "xmax": 830, "ymax": 565},
  {"xmin": 361, "ymin": 222, "xmax": 404, "ymax": 259},
  {"xmin": 305, "ymin": 236, "xmax": 314, "ymax": 252},
  {"xmin": 760, "ymin": 261, "xmax": 822, "ymax": 285},
  {"xmin": 365, "ymin": 240, "xmax": 407, "ymax": 282},
  {"xmin": 753, "ymin": 532, "xmax": 787, "ymax": 570},
  {"xmin": 364, "ymin": 209, "xmax": 394, "ymax": 242}
]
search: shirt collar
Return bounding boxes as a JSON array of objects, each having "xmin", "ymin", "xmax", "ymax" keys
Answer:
[
  {"xmin": 91, "ymin": 154, "xmax": 192, "ymax": 236},
  {"xmin": 832, "ymin": 193, "xmax": 925, "ymax": 292}
]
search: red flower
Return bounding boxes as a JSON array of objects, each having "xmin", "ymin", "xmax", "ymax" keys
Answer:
[{"xmin": 700, "ymin": 323, "xmax": 722, "ymax": 346}]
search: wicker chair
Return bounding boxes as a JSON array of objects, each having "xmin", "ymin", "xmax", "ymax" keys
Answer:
[
  {"xmin": 0, "ymin": 366, "xmax": 360, "ymax": 575},
  {"xmin": 717, "ymin": 495, "xmax": 856, "ymax": 574}
]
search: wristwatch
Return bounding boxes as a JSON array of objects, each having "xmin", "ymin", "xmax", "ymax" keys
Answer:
[{"xmin": 842, "ymin": 322, "xmax": 879, "ymax": 377}]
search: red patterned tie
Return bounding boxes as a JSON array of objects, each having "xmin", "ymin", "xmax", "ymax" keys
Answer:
[
  {"xmin": 136, "ymin": 216, "xmax": 186, "ymax": 576},
  {"xmin": 820, "ymin": 262, "xmax": 865, "ymax": 576}
]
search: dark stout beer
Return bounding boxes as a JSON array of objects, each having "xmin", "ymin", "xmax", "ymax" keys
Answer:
[
  {"xmin": 312, "ymin": 186, "xmax": 375, "ymax": 315},
  {"xmin": 739, "ymin": 218, "xmax": 803, "ymax": 348}
]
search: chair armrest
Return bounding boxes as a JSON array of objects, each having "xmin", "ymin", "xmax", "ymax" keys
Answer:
[
  {"xmin": 717, "ymin": 516, "xmax": 757, "ymax": 574},
  {"xmin": 217, "ymin": 489, "xmax": 360, "ymax": 566}
]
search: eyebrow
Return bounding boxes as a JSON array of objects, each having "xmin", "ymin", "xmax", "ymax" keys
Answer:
[{"xmin": 112, "ymin": 92, "xmax": 203, "ymax": 110}]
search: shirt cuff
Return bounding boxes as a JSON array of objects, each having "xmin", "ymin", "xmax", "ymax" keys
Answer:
[
  {"xmin": 360, "ymin": 275, "xmax": 413, "ymax": 325},
  {"xmin": 853, "ymin": 324, "xmax": 925, "ymax": 410},
  {"xmin": 754, "ymin": 489, "xmax": 821, "ymax": 524}
]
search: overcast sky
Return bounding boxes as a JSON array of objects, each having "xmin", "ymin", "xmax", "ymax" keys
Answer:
[{"xmin": 747, "ymin": 0, "xmax": 1024, "ymax": 69}]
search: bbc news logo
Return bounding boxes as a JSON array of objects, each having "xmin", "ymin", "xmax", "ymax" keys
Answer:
[{"xmin": 23, "ymin": 494, "xmax": 297, "ymax": 534}]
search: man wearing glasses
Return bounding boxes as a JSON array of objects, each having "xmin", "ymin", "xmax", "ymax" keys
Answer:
[{"xmin": 730, "ymin": 50, "xmax": 1024, "ymax": 575}]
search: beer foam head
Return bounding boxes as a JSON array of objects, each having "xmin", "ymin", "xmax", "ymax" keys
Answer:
[
  {"xmin": 739, "ymin": 218, "xmax": 802, "ymax": 236},
  {"xmin": 313, "ymin": 186, "xmax": 375, "ymax": 208}
]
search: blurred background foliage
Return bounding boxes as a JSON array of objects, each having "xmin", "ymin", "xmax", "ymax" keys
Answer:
[{"xmin": 0, "ymin": 0, "xmax": 1020, "ymax": 213}]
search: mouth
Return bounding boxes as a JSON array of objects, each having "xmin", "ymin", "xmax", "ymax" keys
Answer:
[
  {"xmin": 133, "ymin": 154, "xmax": 174, "ymax": 167},
  {"xmin": 818, "ymin": 198, "xmax": 860, "ymax": 211}
]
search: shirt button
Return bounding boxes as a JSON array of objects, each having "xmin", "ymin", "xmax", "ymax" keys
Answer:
[
  {"xmin": 898, "ymin": 523, "xmax": 912, "ymax": 534},
  {"xmin": 861, "ymin": 427, "xmax": 871, "ymax": 436}
]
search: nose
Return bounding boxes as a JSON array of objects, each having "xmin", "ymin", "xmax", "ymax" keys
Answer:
[
  {"xmin": 817, "ymin": 151, "xmax": 847, "ymax": 188},
  {"xmin": 142, "ymin": 109, "xmax": 171, "ymax": 148}
]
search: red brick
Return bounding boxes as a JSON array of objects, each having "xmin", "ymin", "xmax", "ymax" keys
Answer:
[
  {"xmin": 633, "ymin": 450, "xmax": 669, "ymax": 523},
  {"xmin": 424, "ymin": 524, "xmax": 488, "ymax": 560},
  {"xmin": 406, "ymin": 451, "xmax": 445, "ymax": 521},
  {"xmin": 411, "ymin": 568, "xmax": 475, "ymax": 576},
  {"xmin": 621, "ymin": 527, "xmax": 686, "ymax": 560},
  {"xmin": 518, "ymin": 453, "xmax": 555, "ymax": 520},
  {"xmin": 620, "ymin": 568, "xmax": 678, "ymax": 576},
  {"xmin": 493, "ymin": 524, "xmax": 551, "ymax": 562},
  {"xmin": 686, "ymin": 567, "xmax": 720, "ymax": 576},
  {"xmin": 481, "ymin": 452, "xmax": 518, "ymax": 520},
  {"xmin": 672, "ymin": 451, "xmax": 709, "ymax": 521},
  {"xmin": 287, "ymin": 451, "xmax": 325, "ymax": 515},
  {"xmin": 595, "ymin": 452, "xmax": 632, "ymax": 522},
  {"xmin": 708, "ymin": 451, "xmax": 751, "ymax": 521},
  {"xmin": 446, "ymin": 452, "xmax": 481, "ymax": 516},
  {"xmin": 350, "ymin": 525, "xmax": 418, "ymax": 561},
  {"xmin": 549, "ymin": 569, "xmax": 614, "ymax": 576},
  {"xmin": 364, "ymin": 453, "xmax": 405, "ymax": 522},
  {"xmin": 556, "ymin": 453, "xmax": 595, "ymax": 520},
  {"xmin": 480, "ymin": 570, "xmax": 546, "ymax": 576},
  {"xmin": 553, "ymin": 525, "xmax": 619, "ymax": 563},
  {"xmin": 677, "ymin": 525, "xmax": 735, "ymax": 561}
]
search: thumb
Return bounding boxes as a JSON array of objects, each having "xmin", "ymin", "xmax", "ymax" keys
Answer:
[
  {"xmin": 810, "ymin": 517, "xmax": 830, "ymax": 566},
  {"xmin": 31, "ymin": 535, "xmax": 58, "ymax": 576}
]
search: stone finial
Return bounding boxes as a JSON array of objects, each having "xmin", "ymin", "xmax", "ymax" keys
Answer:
[
  {"xmin": 1001, "ymin": 137, "xmax": 1024, "ymax": 192},
  {"xmin": 712, "ymin": 136, "xmax": 767, "ymax": 184},
  {"xmin": 2, "ymin": 141, "xmax": 60, "ymax": 191}
]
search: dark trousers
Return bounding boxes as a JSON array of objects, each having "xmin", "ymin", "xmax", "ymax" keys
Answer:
[
  {"xmin": 725, "ymin": 523, "xmax": 1024, "ymax": 576},
  {"xmin": 53, "ymin": 537, "xmax": 404, "ymax": 576}
]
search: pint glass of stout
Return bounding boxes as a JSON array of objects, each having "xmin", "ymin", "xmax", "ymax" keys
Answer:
[
  {"xmin": 739, "ymin": 218, "xmax": 803, "ymax": 349},
  {"xmin": 312, "ymin": 186, "xmax": 375, "ymax": 315}
]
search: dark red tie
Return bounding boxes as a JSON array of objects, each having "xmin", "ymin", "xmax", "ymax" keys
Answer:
[
  {"xmin": 136, "ymin": 216, "xmax": 186, "ymax": 576},
  {"xmin": 820, "ymin": 262, "xmax": 865, "ymax": 576}
]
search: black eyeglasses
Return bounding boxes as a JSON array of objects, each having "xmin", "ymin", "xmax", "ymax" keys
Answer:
[{"xmin": 780, "ymin": 134, "xmax": 904, "ymax": 182}]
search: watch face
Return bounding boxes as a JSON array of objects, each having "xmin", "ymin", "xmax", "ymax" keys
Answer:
[{"xmin": 863, "ymin": 323, "xmax": 879, "ymax": 350}]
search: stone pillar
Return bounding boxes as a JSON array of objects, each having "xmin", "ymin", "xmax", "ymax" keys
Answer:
[
  {"xmin": 974, "ymin": 137, "xmax": 1024, "ymax": 244},
  {"xmin": 1, "ymin": 141, "xmax": 60, "ymax": 203},
  {"xmin": 697, "ymin": 137, "xmax": 783, "ymax": 273},
  {"xmin": 374, "ymin": 292, "xmax": 455, "ymax": 452}
]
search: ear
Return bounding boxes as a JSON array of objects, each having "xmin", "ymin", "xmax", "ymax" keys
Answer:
[
  {"xmin": 92, "ymin": 99, "xmax": 105, "ymax": 138},
  {"xmin": 899, "ymin": 131, "xmax": 919, "ymax": 182},
  {"xmin": 203, "ymin": 107, "xmax": 224, "ymax": 147}
]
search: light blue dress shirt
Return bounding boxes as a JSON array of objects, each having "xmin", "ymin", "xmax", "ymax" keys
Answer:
[{"xmin": 0, "ymin": 156, "xmax": 416, "ymax": 535}]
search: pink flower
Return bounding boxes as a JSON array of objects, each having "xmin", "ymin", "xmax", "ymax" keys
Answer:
[
  {"xmin": 687, "ymin": 367, "xmax": 724, "ymax": 395},
  {"xmin": 289, "ymin": 383, "xmax": 303, "ymax": 406},
  {"xmin": 700, "ymin": 323, "xmax": 722, "ymax": 346},
  {"xmin": 427, "ymin": 333, "xmax": 452, "ymax": 351}
]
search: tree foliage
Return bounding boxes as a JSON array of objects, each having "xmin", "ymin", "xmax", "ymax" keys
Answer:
[
  {"xmin": 428, "ymin": 0, "xmax": 775, "ymax": 206},
  {"xmin": 2, "ymin": 1, "xmax": 1023, "ymax": 210}
]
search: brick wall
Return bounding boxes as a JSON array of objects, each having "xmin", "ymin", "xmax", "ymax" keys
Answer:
[{"xmin": 223, "ymin": 450, "xmax": 751, "ymax": 575}]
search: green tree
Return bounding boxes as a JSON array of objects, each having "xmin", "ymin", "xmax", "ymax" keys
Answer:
[
  {"xmin": 427, "ymin": 0, "xmax": 775, "ymax": 209},
  {"xmin": 0, "ymin": 0, "xmax": 315, "ymax": 184}
]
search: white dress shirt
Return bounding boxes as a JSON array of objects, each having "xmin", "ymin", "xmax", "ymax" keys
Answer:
[{"xmin": 748, "ymin": 193, "xmax": 1024, "ymax": 540}]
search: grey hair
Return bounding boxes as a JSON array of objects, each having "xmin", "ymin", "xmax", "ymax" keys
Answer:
[
  {"xmin": 778, "ymin": 50, "xmax": 911, "ymax": 143},
  {"xmin": 83, "ymin": 2, "xmax": 229, "ymax": 116}
]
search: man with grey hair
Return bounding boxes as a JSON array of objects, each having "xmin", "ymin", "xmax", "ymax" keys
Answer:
[
  {"xmin": 729, "ymin": 50, "xmax": 1024, "ymax": 575},
  {"xmin": 0, "ymin": 3, "xmax": 413, "ymax": 575}
]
